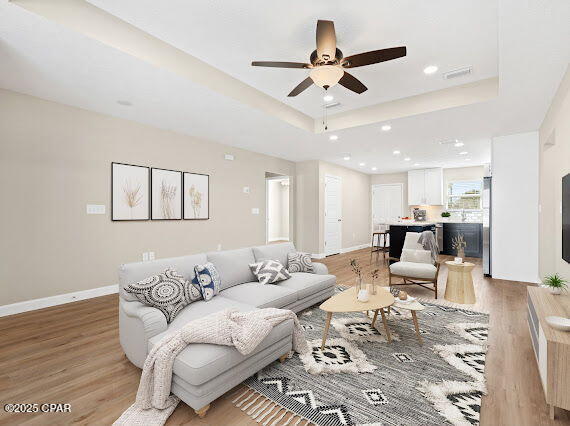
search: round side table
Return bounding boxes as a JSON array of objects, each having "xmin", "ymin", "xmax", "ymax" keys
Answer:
[{"xmin": 444, "ymin": 261, "xmax": 476, "ymax": 304}]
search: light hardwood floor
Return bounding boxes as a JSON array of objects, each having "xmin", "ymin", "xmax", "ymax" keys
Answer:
[{"xmin": 0, "ymin": 248, "xmax": 568, "ymax": 425}]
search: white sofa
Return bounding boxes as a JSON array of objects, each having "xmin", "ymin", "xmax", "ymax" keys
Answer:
[{"xmin": 118, "ymin": 242, "xmax": 335, "ymax": 416}]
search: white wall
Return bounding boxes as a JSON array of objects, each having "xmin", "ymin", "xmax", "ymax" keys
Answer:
[
  {"xmin": 267, "ymin": 178, "xmax": 289, "ymax": 241},
  {"xmin": 491, "ymin": 132, "xmax": 540, "ymax": 283}
]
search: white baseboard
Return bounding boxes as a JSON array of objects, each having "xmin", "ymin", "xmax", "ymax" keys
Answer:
[
  {"xmin": 0, "ymin": 284, "xmax": 119, "ymax": 318},
  {"xmin": 313, "ymin": 243, "xmax": 371, "ymax": 259}
]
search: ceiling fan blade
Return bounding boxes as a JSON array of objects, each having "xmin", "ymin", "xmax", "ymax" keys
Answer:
[
  {"xmin": 338, "ymin": 71, "xmax": 367, "ymax": 94},
  {"xmin": 316, "ymin": 20, "xmax": 336, "ymax": 61},
  {"xmin": 251, "ymin": 61, "xmax": 311, "ymax": 69},
  {"xmin": 341, "ymin": 46, "xmax": 407, "ymax": 68},
  {"xmin": 287, "ymin": 77, "xmax": 314, "ymax": 97}
]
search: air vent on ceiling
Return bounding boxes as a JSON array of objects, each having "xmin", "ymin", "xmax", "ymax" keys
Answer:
[
  {"xmin": 443, "ymin": 66, "xmax": 472, "ymax": 80},
  {"xmin": 324, "ymin": 102, "xmax": 341, "ymax": 109}
]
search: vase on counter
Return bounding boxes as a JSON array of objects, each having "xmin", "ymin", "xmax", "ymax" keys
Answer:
[{"xmin": 457, "ymin": 247, "xmax": 465, "ymax": 260}]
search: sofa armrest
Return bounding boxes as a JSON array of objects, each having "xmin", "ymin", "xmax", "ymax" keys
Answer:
[
  {"xmin": 119, "ymin": 299, "xmax": 167, "ymax": 368},
  {"xmin": 312, "ymin": 262, "xmax": 329, "ymax": 275},
  {"xmin": 121, "ymin": 300, "xmax": 167, "ymax": 338}
]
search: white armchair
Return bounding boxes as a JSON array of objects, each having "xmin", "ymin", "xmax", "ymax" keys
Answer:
[{"xmin": 388, "ymin": 232, "xmax": 440, "ymax": 298}]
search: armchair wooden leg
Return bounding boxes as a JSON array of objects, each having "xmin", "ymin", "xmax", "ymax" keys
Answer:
[
  {"xmin": 279, "ymin": 353, "xmax": 289, "ymax": 363},
  {"xmin": 195, "ymin": 404, "xmax": 210, "ymax": 418},
  {"xmin": 434, "ymin": 280, "xmax": 438, "ymax": 299}
]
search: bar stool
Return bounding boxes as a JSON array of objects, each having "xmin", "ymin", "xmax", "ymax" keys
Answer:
[{"xmin": 370, "ymin": 223, "xmax": 389, "ymax": 263}]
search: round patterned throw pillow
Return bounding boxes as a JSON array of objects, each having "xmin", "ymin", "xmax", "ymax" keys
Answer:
[
  {"xmin": 287, "ymin": 252, "xmax": 314, "ymax": 273},
  {"xmin": 125, "ymin": 268, "xmax": 200, "ymax": 323}
]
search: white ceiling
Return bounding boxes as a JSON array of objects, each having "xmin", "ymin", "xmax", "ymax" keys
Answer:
[
  {"xmin": 86, "ymin": 0, "xmax": 499, "ymax": 118},
  {"xmin": 0, "ymin": 0, "xmax": 568, "ymax": 174}
]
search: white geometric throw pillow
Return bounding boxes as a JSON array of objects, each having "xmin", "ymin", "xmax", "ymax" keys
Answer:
[
  {"xmin": 249, "ymin": 260, "xmax": 292, "ymax": 285},
  {"xmin": 287, "ymin": 252, "xmax": 314, "ymax": 273},
  {"xmin": 125, "ymin": 268, "xmax": 201, "ymax": 323}
]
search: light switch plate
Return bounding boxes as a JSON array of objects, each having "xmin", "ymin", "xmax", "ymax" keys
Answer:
[
  {"xmin": 224, "ymin": 154, "xmax": 235, "ymax": 161},
  {"xmin": 251, "ymin": 208, "xmax": 260, "ymax": 215},
  {"xmin": 149, "ymin": 251, "xmax": 155, "ymax": 260},
  {"xmin": 243, "ymin": 186, "xmax": 250, "ymax": 194},
  {"xmin": 142, "ymin": 252, "xmax": 149, "ymax": 262},
  {"xmin": 86, "ymin": 204, "xmax": 105, "ymax": 215}
]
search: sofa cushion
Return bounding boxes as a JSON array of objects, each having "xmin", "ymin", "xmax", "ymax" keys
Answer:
[
  {"xmin": 249, "ymin": 260, "xmax": 291, "ymax": 285},
  {"xmin": 221, "ymin": 282, "xmax": 297, "ymax": 308},
  {"xmin": 125, "ymin": 268, "xmax": 202, "ymax": 323},
  {"xmin": 390, "ymin": 261, "xmax": 437, "ymax": 279},
  {"xmin": 119, "ymin": 253, "xmax": 207, "ymax": 301},
  {"xmin": 148, "ymin": 296, "xmax": 293, "ymax": 386},
  {"xmin": 277, "ymin": 272, "xmax": 336, "ymax": 299},
  {"xmin": 206, "ymin": 248, "xmax": 256, "ymax": 290},
  {"xmin": 252, "ymin": 242, "xmax": 296, "ymax": 266}
]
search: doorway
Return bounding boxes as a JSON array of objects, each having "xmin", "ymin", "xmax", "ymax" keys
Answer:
[
  {"xmin": 266, "ymin": 174, "xmax": 290, "ymax": 244},
  {"xmin": 372, "ymin": 184, "xmax": 403, "ymax": 248},
  {"xmin": 325, "ymin": 174, "xmax": 342, "ymax": 256}
]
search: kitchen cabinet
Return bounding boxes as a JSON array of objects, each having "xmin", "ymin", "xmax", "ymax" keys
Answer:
[
  {"xmin": 442, "ymin": 223, "xmax": 483, "ymax": 258},
  {"xmin": 408, "ymin": 168, "xmax": 443, "ymax": 205}
]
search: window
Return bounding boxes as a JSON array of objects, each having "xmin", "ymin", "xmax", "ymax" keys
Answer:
[{"xmin": 447, "ymin": 180, "xmax": 482, "ymax": 210}]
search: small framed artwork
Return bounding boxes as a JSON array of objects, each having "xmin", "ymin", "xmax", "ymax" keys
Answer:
[
  {"xmin": 151, "ymin": 168, "xmax": 182, "ymax": 220},
  {"xmin": 183, "ymin": 172, "xmax": 210, "ymax": 220},
  {"xmin": 111, "ymin": 162, "xmax": 150, "ymax": 221}
]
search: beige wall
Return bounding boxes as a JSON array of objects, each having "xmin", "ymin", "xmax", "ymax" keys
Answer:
[
  {"xmin": 370, "ymin": 166, "xmax": 484, "ymax": 221},
  {"xmin": 294, "ymin": 161, "xmax": 320, "ymax": 254},
  {"xmin": 318, "ymin": 162, "xmax": 371, "ymax": 254},
  {"xmin": 539, "ymin": 66, "xmax": 570, "ymax": 280},
  {"xmin": 0, "ymin": 89, "xmax": 296, "ymax": 305}
]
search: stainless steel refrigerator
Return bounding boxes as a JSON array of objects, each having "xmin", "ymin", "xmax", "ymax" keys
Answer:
[{"xmin": 483, "ymin": 176, "xmax": 492, "ymax": 276}]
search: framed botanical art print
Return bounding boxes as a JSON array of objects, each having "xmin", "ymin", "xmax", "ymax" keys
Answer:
[
  {"xmin": 111, "ymin": 162, "xmax": 150, "ymax": 221},
  {"xmin": 183, "ymin": 172, "xmax": 209, "ymax": 220},
  {"xmin": 151, "ymin": 168, "xmax": 182, "ymax": 220}
]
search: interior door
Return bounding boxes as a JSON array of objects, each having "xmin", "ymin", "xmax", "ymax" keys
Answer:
[
  {"xmin": 325, "ymin": 175, "xmax": 342, "ymax": 256},
  {"xmin": 372, "ymin": 184, "xmax": 403, "ymax": 223}
]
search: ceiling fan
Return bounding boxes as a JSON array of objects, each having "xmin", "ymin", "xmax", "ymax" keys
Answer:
[{"xmin": 252, "ymin": 20, "xmax": 406, "ymax": 97}]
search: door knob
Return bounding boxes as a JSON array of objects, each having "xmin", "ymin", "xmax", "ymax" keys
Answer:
[{"xmin": 338, "ymin": 219, "xmax": 342, "ymax": 222}]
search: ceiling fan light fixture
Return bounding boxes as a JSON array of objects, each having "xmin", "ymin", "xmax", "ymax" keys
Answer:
[{"xmin": 310, "ymin": 65, "xmax": 344, "ymax": 88}]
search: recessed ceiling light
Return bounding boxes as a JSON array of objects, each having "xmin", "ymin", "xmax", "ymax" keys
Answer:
[
  {"xmin": 413, "ymin": 163, "xmax": 420, "ymax": 166},
  {"xmin": 359, "ymin": 162, "xmax": 366, "ymax": 167},
  {"xmin": 381, "ymin": 124, "xmax": 392, "ymax": 131},
  {"xmin": 404, "ymin": 157, "xmax": 411, "ymax": 161},
  {"xmin": 393, "ymin": 150, "xmax": 401, "ymax": 155},
  {"xmin": 371, "ymin": 167, "xmax": 378, "ymax": 171},
  {"xmin": 464, "ymin": 158, "xmax": 471, "ymax": 161},
  {"xmin": 454, "ymin": 141, "xmax": 464, "ymax": 147},
  {"xmin": 343, "ymin": 155, "xmax": 351, "ymax": 161},
  {"xmin": 423, "ymin": 65, "xmax": 438, "ymax": 75},
  {"xmin": 117, "ymin": 100, "xmax": 132, "ymax": 106},
  {"xmin": 459, "ymin": 151, "xmax": 468, "ymax": 155},
  {"xmin": 323, "ymin": 94, "xmax": 334, "ymax": 102},
  {"xmin": 329, "ymin": 134, "xmax": 338, "ymax": 141}
]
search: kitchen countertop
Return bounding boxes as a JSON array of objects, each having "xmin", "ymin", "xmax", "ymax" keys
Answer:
[{"xmin": 386, "ymin": 220, "xmax": 483, "ymax": 226}]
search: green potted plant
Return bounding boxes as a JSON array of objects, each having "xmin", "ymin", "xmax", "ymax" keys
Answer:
[
  {"xmin": 441, "ymin": 211, "xmax": 451, "ymax": 218},
  {"xmin": 542, "ymin": 273, "xmax": 568, "ymax": 295}
]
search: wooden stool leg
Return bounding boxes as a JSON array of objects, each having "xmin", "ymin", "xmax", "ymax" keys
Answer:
[
  {"xmin": 279, "ymin": 353, "xmax": 289, "ymax": 363},
  {"xmin": 195, "ymin": 404, "xmax": 210, "ymax": 418},
  {"xmin": 380, "ymin": 309, "xmax": 392, "ymax": 343},
  {"xmin": 411, "ymin": 311, "xmax": 423, "ymax": 345},
  {"xmin": 321, "ymin": 312, "xmax": 333, "ymax": 350}
]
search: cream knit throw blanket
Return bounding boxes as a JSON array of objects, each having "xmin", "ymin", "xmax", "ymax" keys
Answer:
[{"xmin": 114, "ymin": 308, "xmax": 308, "ymax": 425}]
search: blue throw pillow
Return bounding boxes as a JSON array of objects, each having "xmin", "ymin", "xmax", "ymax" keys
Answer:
[{"xmin": 193, "ymin": 262, "xmax": 221, "ymax": 301}]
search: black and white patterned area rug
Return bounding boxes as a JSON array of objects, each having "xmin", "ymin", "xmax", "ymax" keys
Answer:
[{"xmin": 235, "ymin": 287, "xmax": 490, "ymax": 426}]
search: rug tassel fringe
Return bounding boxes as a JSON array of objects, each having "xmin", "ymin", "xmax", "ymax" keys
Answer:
[{"xmin": 234, "ymin": 389, "xmax": 313, "ymax": 426}]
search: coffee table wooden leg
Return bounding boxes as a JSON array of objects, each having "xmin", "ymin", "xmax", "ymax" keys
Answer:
[
  {"xmin": 321, "ymin": 312, "xmax": 333, "ymax": 350},
  {"xmin": 411, "ymin": 311, "xmax": 423, "ymax": 345},
  {"xmin": 380, "ymin": 308, "xmax": 392, "ymax": 343},
  {"xmin": 371, "ymin": 309, "xmax": 379, "ymax": 327}
]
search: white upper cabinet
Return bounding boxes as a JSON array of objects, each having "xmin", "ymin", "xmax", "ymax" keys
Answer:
[
  {"xmin": 408, "ymin": 168, "xmax": 443, "ymax": 205},
  {"xmin": 424, "ymin": 168, "xmax": 443, "ymax": 205}
]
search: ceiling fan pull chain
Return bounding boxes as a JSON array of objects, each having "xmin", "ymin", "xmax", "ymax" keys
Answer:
[{"xmin": 322, "ymin": 89, "xmax": 328, "ymax": 131}]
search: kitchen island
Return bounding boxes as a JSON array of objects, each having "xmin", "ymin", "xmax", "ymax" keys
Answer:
[{"xmin": 388, "ymin": 223, "xmax": 435, "ymax": 260}]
